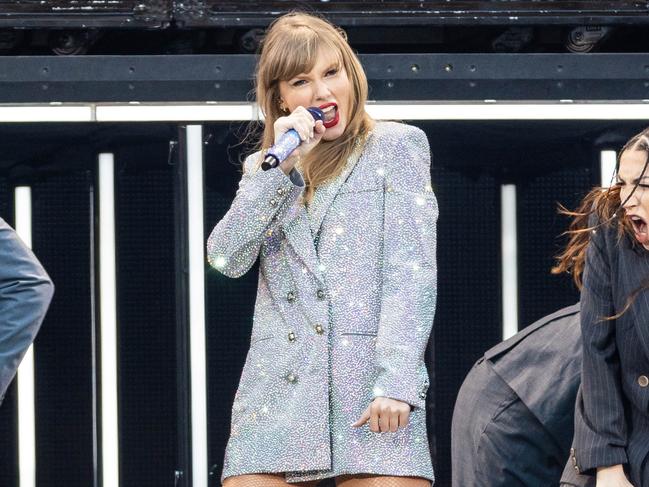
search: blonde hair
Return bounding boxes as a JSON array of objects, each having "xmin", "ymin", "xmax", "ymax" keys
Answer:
[{"xmin": 255, "ymin": 12, "xmax": 373, "ymax": 202}]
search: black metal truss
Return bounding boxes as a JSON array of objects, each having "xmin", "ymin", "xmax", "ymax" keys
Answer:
[
  {"xmin": 1, "ymin": 53, "xmax": 649, "ymax": 103},
  {"xmin": 0, "ymin": 1, "xmax": 648, "ymax": 29},
  {"xmin": 0, "ymin": 0, "xmax": 171, "ymax": 28},
  {"xmin": 179, "ymin": 1, "xmax": 649, "ymax": 27}
]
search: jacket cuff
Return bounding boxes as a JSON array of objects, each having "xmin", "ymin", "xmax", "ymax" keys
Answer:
[
  {"xmin": 372, "ymin": 373, "xmax": 429, "ymax": 410},
  {"xmin": 249, "ymin": 166, "xmax": 304, "ymax": 226},
  {"xmin": 561, "ymin": 452, "xmax": 596, "ymax": 486},
  {"xmin": 572, "ymin": 444, "xmax": 628, "ymax": 476}
]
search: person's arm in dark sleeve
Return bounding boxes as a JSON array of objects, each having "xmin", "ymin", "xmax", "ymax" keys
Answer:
[
  {"xmin": 573, "ymin": 226, "xmax": 628, "ymax": 473},
  {"xmin": 0, "ymin": 217, "xmax": 54, "ymax": 406}
]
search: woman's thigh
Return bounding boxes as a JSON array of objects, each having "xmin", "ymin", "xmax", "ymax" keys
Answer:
[
  {"xmin": 223, "ymin": 474, "xmax": 319, "ymax": 487},
  {"xmin": 335, "ymin": 475, "xmax": 431, "ymax": 487}
]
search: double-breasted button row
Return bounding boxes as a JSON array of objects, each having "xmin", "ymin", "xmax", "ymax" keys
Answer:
[
  {"xmin": 286, "ymin": 326, "xmax": 325, "ymax": 343},
  {"xmin": 286, "ymin": 372, "xmax": 298, "ymax": 384},
  {"xmin": 286, "ymin": 290, "xmax": 326, "ymax": 302},
  {"xmin": 639, "ymin": 375, "xmax": 649, "ymax": 387}
]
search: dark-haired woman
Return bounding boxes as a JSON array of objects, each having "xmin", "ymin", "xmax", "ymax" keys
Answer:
[{"xmin": 554, "ymin": 128, "xmax": 649, "ymax": 487}]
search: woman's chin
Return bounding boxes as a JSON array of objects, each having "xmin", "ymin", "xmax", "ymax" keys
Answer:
[
  {"xmin": 634, "ymin": 231, "xmax": 649, "ymax": 246},
  {"xmin": 322, "ymin": 124, "xmax": 345, "ymax": 141}
]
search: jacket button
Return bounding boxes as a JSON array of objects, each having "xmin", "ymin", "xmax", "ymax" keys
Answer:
[
  {"xmin": 288, "ymin": 331, "xmax": 296, "ymax": 342},
  {"xmin": 574, "ymin": 465, "xmax": 580, "ymax": 473},
  {"xmin": 419, "ymin": 391, "xmax": 427, "ymax": 399},
  {"xmin": 638, "ymin": 375, "xmax": 649, "ymax": 387},
  {"xmin": 316, "ymin": 289, "xmax": 326, "ymax": 300},
  {"xmin": 314, "ymin": 324, "xmax": 324, "ymax": 335},
  {"xmin": 286, "ymin": 373, "xmax": 298, "ymax": 384},
  {"xmin": 276, "ymin": 187, "xmax": 286, "ymax": 196},
  {"xmin": 286, "ymin": 291, "xmax": 296, "ymax": 303},
  {"xmin": 270, "ymin": 198, "xmax": 278, "ymax": 207}
]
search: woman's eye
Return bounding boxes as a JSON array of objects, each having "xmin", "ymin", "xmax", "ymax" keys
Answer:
[
  {"xmin": 326, "ymin": 68, "xmax": 338, "ymax": 76},
  {"xmin": 639, "ymin": 184, "xmax": 649, "ymax": 189},
  {"xmin": 292, "ymin": 79, "xmax": 306, "ymax": 87}
]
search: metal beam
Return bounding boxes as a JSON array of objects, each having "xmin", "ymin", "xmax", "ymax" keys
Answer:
[
  {"xmin": 2, "ymin": 53, "xmax": 649, "ymax": 103},
  {"xmin": 1, "ymin": 0, "xmax": 648, "ymax": 29}
]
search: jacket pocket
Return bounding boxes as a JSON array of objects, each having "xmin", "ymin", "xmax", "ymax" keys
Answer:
[
  {"xmin": 340, "ymin": 331, "xmax": 378, "ymax": 337},
  {"xmin": 250, "ymin": 334, "xmax": 274, "ymax": 345}
]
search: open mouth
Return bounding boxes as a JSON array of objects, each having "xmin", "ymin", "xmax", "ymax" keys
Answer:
[
  {"xmin": 319, "ymin": 102, "xmax": 339, "ymax": 128},
  {"xmin": 629, "ymin": 214, "xmax": 649, "ymax": 243}
]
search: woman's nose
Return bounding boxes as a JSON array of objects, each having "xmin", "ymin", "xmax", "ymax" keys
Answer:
[
  {"xmin": 621, "ymin": 188, "xmax": 637, "ymax": 207},
  {"xmin": 312, "ymin": 79, "xmax": 331, "ymax": 101}
]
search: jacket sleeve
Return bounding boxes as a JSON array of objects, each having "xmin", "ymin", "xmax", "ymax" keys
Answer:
[
  {"xmin": 0, "ymin": 217, "xmax": 54, "ymax": 406},
  {"xmin": 206, "ymin": 153, "xmax": 305, "ymax": 278},
  {"xmin": 372, "ymin": 126, "xmax": 438, "ymax": 409},
  {"xmin": 574, "ymin": 225, "xmax": 628, "ymax": 473}
]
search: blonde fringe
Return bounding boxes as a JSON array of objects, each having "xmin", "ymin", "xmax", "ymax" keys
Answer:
[{"xmin": 253, "ymin": 12, "xmax": 374, "ymax": 203}]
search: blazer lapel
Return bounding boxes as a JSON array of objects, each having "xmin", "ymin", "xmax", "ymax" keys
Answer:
[
  {"xmin": 624, "ymin": 246, "xmax": 649, "ymax": 360},
  {"xmin": 307, "ymin": 141, "xmax": 366, "ymax": 241},
  {"xmin": 280, "ymin": 202, "xmax": 322, "ymax": 282}
]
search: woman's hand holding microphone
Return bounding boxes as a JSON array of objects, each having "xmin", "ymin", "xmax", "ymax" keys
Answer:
[{"xmin": 273, "ymin": 106, "xmax": 326, "ymax": 176}]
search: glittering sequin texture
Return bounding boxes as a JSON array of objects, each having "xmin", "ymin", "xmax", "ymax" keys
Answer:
[{"xmin": 207, "ymin": 122, "xmax": 438, "ymax": 483}]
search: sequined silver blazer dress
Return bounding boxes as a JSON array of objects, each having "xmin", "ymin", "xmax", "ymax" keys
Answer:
[{"xmin": 207, "ymin": 121, "xmax": 438, "ymax": 483}]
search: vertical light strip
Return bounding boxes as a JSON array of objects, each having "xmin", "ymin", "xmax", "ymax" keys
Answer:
[
  {"xmin": 187, "ymin": 125, "xmax": 208, "ymax": 487},
  {"xmin": 15, "ymin": 186, "xmax": 36, "ymax": 487},
  {"xmin": 98, "ymin": 153, "xmax": 119, "ymax": 487},
  {"xmin": 89, "ymin": 187, "xmax": 100, "ymax": 487},
  {"xmin": 601, "ymin": 150, "xmax": 617, "ymax": 188},
  {"xmin": 501, "ymin": 184, "xmax": 519, "ymax": 340}
]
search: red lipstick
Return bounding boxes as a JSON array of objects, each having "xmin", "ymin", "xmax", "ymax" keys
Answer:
[{"xmin": 319, "ymin": 102, "xmax": 339, "ymax": 129}]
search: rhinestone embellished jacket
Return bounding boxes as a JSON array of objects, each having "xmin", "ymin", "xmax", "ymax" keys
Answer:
[{"xmin": 207, "ymin": 121, "xmax": 438, "ymax": 483}]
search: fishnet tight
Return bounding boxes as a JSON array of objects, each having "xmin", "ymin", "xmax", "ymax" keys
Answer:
[
  {"xmin": 336, "ymin": 475, "xmax": 431, "ymax": 487},
  {"xmin": 222, "ymin": 474, "xmax": 319, "ymax": 487},
  {"xmin": 222, "ymin": 474, "xmax": 431, "ymax": 487}
]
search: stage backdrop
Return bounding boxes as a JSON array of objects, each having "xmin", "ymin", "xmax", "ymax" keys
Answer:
[{"xmin": 0, "ymin": 119, "xmax": 643, "ymax": 487}]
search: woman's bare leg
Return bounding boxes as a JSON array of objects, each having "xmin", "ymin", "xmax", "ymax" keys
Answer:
[
  {"xmin": 222, "ymin": 474, "xmax": 320, "ymax": 487},
  {"xmin": 335, "ymin": 474, "xmax": 431, "ymax": 487}
]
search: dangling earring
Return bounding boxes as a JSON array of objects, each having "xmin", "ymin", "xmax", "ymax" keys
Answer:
[{"xmin": 279, "ymin": 100, "xmax": 289, "ymax": 114}]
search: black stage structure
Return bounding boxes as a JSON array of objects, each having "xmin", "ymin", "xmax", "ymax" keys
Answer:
[{"xmin": 1, "ymin": 2, "xmax": 649, "ymax": 487}]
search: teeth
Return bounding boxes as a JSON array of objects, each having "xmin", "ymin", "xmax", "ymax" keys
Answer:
[{"xmin": 322, "ymin": 106, "xmax": 335, "ymax": 114}]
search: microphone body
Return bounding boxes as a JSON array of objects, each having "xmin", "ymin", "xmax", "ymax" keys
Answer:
[{"xmin": 261, "ymin": 107, "xmax": 324, "ymax": 171}]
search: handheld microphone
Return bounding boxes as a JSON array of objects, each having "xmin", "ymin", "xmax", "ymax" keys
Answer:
[{"xmin": 261, "ymin": 107, "xmax": 325, "ymax": 171}]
